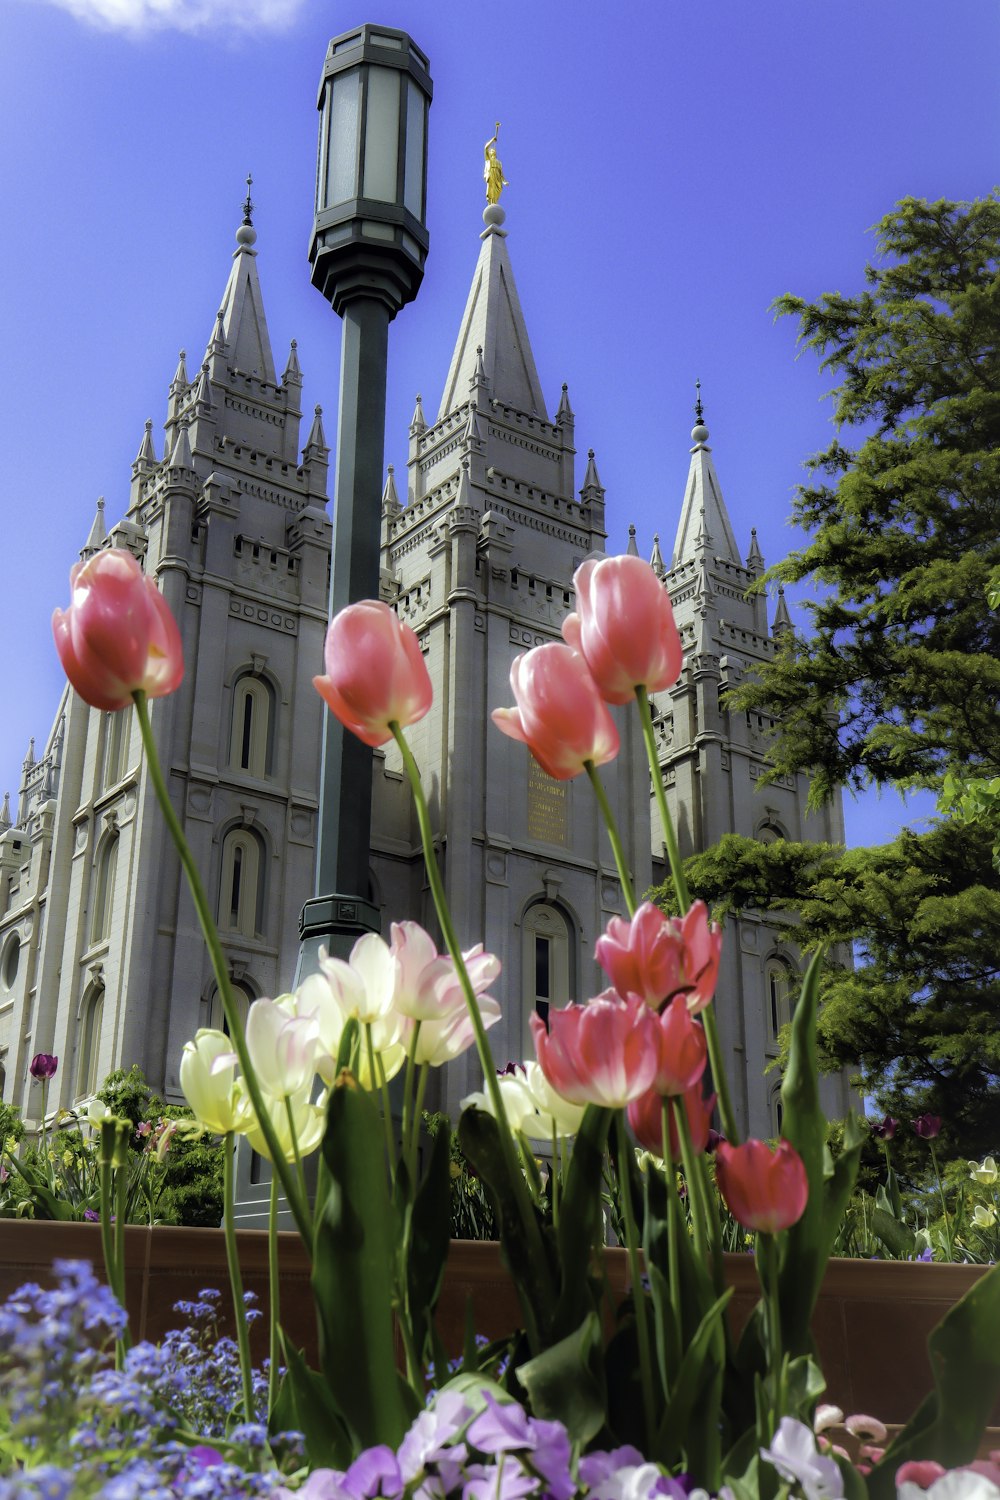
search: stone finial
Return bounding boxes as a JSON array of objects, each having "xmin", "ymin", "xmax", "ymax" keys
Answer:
[
  {"xmin": 23, "ymin": 737, "xmax": 35, "ymax": 770},
  {"xmin": 135, "ymin": 420, "xmax": 156, "ymax": 466},
  {"xmin": 556, "ymin": 382, "xmax": 574, "ymax": 424},
  {"xmin": 169, "ymin": 419, "xmax": 194, "ymax": 471},
  {"xmin": 410, "ymin": 394, "xmax": 427, "ymax": 435},
  {"xmin": 627, "ymin": 523, "xmax": 639, "ymax": 557},
  {"xmin": 773, "ymin": 584, "xmax": 793, "ymax": 635},
  {"xmin": 650, "ymin": 534, "xmax": 666, "ymax": 579},
  {"xmin": 171, "ymin": 350, "xmax": 188, "ymax": 389},
  {"xmin": 381, "ymin": 464, "xmax": 401, "ymax": 513},
  {"xmin": 282, "ymin": 338, "xmax": 302, "ymax": 384},
  {"xmin": 747, "ymin": 527, "xmax": 764, "ymax": 570},
  {"xmin": 304, "ymin": 405, "xmax": 328, "ymax": 457},
  {"xmin": 81, "ymin": 496, "xmax": 107, "ymax": 560},
  {"xmin": 0, "ymin": 792, "xmax": 11, "ymax": 831},
  {"xmin": 581, "ymin": 449, "xmax": 604, "ymax": 496}
]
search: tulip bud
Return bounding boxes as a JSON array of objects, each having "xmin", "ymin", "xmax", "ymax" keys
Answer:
[
  {"xmin": 52, "ymin": 548, "xmax": 184, "ymax": 711},
  {"xmin": 530, "ymin": 992, "xmax": 659, "ymax": 1108},
  {"xmin": 715, "ymin": 1137, "xmax": 809, "ymax": 1233},
  {"xmin": 29, "ymin": 1053, "xmax": 58, "ymax": 1081},
  {"xmin": 492, "ymin": 642, "xmax": 619, "ymax": 780},
  {"xmin": 562, "ymin": 555, "xmax": 683, "ymax": 705},
  {"xmin": 313, "ymin": 600, "xmax": 432, "ymax": 748},
  {"xmin": 913, "ymin": 1113, "xmax": 942, "ymax": 1140}
]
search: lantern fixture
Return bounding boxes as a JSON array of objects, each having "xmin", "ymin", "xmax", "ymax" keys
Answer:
[{"xmin": 310, "ymin": 24, "xmax": 432, "ymax": 318}]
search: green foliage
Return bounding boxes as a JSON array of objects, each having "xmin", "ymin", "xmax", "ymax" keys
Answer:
[
  {"xmin": 652, "ymin": 818, "xmax": 1000, "ymax": 1168},
  {"xmin": 742, "ymin": 193, "xmax": 1000, "ymax": 805},
  {"xmin": 424, "ymin": 1110, "xmax": 499, "ymax": 1241}
]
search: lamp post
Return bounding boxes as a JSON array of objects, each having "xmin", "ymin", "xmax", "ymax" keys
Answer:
[{"xmin": 299, "ymin": 24, "xmax": 432, "ymax": 968}]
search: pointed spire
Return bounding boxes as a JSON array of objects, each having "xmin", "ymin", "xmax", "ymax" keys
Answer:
[
  {"xmin": 672, "ymin": 401, "xmax": 740, "ymax": 568},
  {"xmin": 169, "ymin": 419, "xmax": 194, "ymax": 472},
  {"xmin": 410, "ymin": 393, "xmax": 427, "ymax": 436},
  {"xmin": 626, "ymin": 523, "xmax": 639, "ymax": 557},
  {"xmin": 193, "ymin": 362, "xmax": 213, "ymax": 411},
  {"xmin": 304, "ymin": 405, "xmax": 328, "ymax": 457},
  {"xmin": 208, "ymin": 310, "xmax": 228, "ymax": 359},
  {"xmin": 464, "ymin": 405, "xmax": 484, "ymax": 449},
  {"xmin": 773, "ymin": 585, "xmax": 793, "ymax": 635},
  {"xmin": 171, "ymin": 349, "xmax": 188, "ymax": 391},
  {"xmin": 556, "ymin": 382, "xmax": 574, "ymax": 426},
  {"xmin": 0, "ymin": 792, "xmax": 10, "ymax": 832},
  {"xmin": 212, "ymin": 193, "xmax": 277, "ymax": 384},
  {"xmin": 23, "ymin": 738, "xmax": 35, "ymax": 770},
  {"xmin": 81, "ymin": 497, "xmax": 107, "ymax": 561},
  {"xmin": 282, "ymin": 338, "xmax": 302, "ymax": 385},
  {"xmin": 437, "ymin": 219, "xmax": 548, "ymax": 420},
  {"xmin": 381, "ymin": 464, "xmax": 401, "ymax": 515},
  {"xmin": 650, "ymin": 534, "xmax": 666, "ymax": 579},
  {"xmin": 135, "ymin": 419, "xmax": 157, "ymax": 466},
  {"xmin": 581, "ymin": 449, "xmax": 603, "ymax": 495},
  {"xmin": 470, "ymin": 344, "xmax": 488, "ymax": 393},
  {"xmin": 746, "ymin": 527, "xmax": 764, "ymax": 571}
]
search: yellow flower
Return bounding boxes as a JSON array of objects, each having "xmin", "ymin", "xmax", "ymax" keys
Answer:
[
  {"xmin": 972, "ymin": 1204, "xmax": 997, "ymax": 1229},
  {"xmin": 969, "ymin": 1156, "xmax": 998, "ymax": 1186},
  {"xmin": 62, "ymin": 1150, "xmax": 74, "ymax": 1169}
]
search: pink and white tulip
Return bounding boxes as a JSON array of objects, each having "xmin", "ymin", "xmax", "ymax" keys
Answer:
[
  {"xmin": 530, "ymin": 992, "xmax": 660, "ymax": 1108},
  {"xmin": 561, "ymin": 555, "xmax": 682, "ymax": 705},
  {"xmin": 492, "ymin": 642, "xmax": 619, "ymax": 781},
  {"xmin": 596, "ymin": 900, "xmax": 722, "ymax": 1014}
]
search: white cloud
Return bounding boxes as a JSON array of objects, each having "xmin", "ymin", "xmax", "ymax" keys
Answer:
[{"xmin": 38, "ymin": 0, "xmax": 306, "ymax": 34}]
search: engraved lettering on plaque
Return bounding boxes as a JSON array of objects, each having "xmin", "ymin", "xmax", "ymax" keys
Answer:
[{"xmin": 527, "ymin": 760, "xmax": 568, "ymax": 846}]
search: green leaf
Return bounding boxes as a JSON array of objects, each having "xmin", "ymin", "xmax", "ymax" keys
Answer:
[
  {"xmin": 654, "ymin": 1287, "xmax": 733, "ymax": 1470},
  {"xmin": 457, "ymin": 1106, "xmax": 555, "ymax": 1349},
  {"xmin": 313, "ymin": 1074, "xmax": 418, "ymax": 1453},
  {"xmin": 516, "ymin": 1311, "xmax": 606, "ymax": 1446},
  {"xmin": 551, "ymin": 1104, "xmax": 612, "ymax": 1340},
  {"xmin": 406, "ymin": 1117, "xmax": 453, "ymax": 1361},
  {"xmin": 868, "ymin": 1263, "xmax": 1000, "ymax": 1497},
  {"xmin": 271, "ymin": 1339, "xmax": 353, "ymax": 1470},
  {"xmin": 779, "ymin": 949, "xmax": 863, "ymax": 1353},
  {"xmin": 868, "ymin": 1204, "xmax": 916, "ymax": 1259}
]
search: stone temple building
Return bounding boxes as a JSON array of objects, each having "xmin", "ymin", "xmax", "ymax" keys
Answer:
[{"xmin": 0, "ymin": 196, "xmax": 852, "ymax": 1141}]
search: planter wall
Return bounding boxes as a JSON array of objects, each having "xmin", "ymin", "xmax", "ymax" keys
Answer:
[{"xmin": 1, "ymin": 1222, "xmax": 996, "ymax": 1427}]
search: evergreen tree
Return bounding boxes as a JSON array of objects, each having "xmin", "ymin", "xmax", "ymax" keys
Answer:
[{"xmin": 658, "ymin": 194, "xmax": 1000, "ymax": 1164}]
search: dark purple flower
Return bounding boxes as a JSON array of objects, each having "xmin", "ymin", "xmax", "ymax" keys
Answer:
[
  {"xmin": 913, "ymin": 1114, "xmax": 942, "ymax": 1140},
  {"xmin": 499, "ymin": 1062, "xmax": 526, "ymax": 1077},
  {"xmin": 705, "ymin": 1129, "xmax": 725, "ymax": 1153},
  {"xmin": 871, "ymin": 1114, "xmax": 898, "ymax": 1140},
  {"xmin": 188, "ymin": 1445, "xmax": 225, "ymax": 1469},
  {"xmin": 29, "ymin": 1052, "xmax": 58, "ymax": 1080}
]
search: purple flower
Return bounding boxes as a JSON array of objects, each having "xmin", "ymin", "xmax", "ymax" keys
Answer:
[
  {"xmin": 29, "ymin": 1053, "xmax": 58, "ymax": 1080},
  {"xmin": 913, "ymin": 1114, "xmax": 942, "ymax": 1140},
  {"xmin": 83, "ymin": 1209, "xmax": 100, "ymax": 1222},
  {"xmin": 705, "ymin": 1130, "xmax": 725, "ymax": 1153},
  {"xmin": 462, "ymin": 1458, "xmax": 537, "ymax": 1500},
  {"xmin": 467, "ymin": 1394, "xmax": 534, "ymax": 1454},
  {"xmin": 398, "ymin": 1391, "xmax": 472, "ymax": 1483},
  {"xmin": 343, "ymin": 1445, "xmax": 403, "ymax": 1499},
  {"xmin": 871, "ymin": 1115, "xmax": 898, "ymax": 1140}
]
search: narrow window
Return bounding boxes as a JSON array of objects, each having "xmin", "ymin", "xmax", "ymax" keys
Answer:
[
  {"xmin": 91, "ymin": 837, "xmax": 119, "ymax": 945},
  {"xmin": 229, "ymin": 675, "xmax": 274, "ymax": 778},
  {"xmin": 77, "ymin": 986, "xmax": 105, "ymax": 1098},
  {"xmin": 219, "ymin": 831, "xmax": 262, "ymax": 940}
]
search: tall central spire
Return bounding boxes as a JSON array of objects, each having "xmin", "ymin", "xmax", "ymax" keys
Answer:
[
  {"xmin": 210, "ymin": 189, "xmax": 276, "ymax": 385},
  {"xmin": 437, "ymin": 201, "xmax": 548, "ymax": 421}
]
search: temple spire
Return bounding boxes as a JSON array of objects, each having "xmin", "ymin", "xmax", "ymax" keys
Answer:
[
  {"xmin": 437, "ymin": 205, "xmax": 548, "ymax": 420},
  {"xmin": 81, "ymin": 497, "xmax": 107, "ymax": 561},
  {"xmin": 672, "ymin": 401, "xmax": 740, "ymax": 568},
  {"xmin": 206, "ymin": 194, "xmax": 276, "ymax": 383}
]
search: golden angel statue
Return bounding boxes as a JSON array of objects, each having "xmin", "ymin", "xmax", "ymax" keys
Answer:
[{"xmin": 484, "ymin": 123, "xmax": 508, "ymax": 206}]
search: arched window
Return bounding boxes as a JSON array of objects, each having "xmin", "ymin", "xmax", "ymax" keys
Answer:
[
  {"xmin": 219, "ymin": 828, "xmax": 264, "ymax": 939},
  {"xmin": 757, "ymin": 820, "xmax": 787, "ymax": 845},
  {"xmin": 91, "ymin": 836, "xmax": 119, "ymax": 945},
  {"xmin": 770, "ymin": 1081, "xmax": 784, "ymax": 1137},
  {"xmin": 77, "ymin": 984, "xmax": 105, "ymax": 1098},
  {"xmin": 103, "ymin": 712, "xmax": 130, "ymax": 788},
  {"xmin": 208, "ymin": 981, "xmax": 253, "ymax": 1036},
  {"xmin": 765, "ymin": 957, "xmax": 794, "ymax": 1045},
  {"xmin": 0, "ymin": 1051, "xmax": 7, "ymax": 1099},
  {"xmin": 521, "ymin": 902, "xmax": 574, "ymax": 1050},
  {"xmin": 229, "ymin": 675, "xmax": 275, "ymax": 778}
]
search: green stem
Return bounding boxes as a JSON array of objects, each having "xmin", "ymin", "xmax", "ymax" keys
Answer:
[
  {"xmin": 113, "ymin": 1130, "xmax": 129, "ymax": 1349},
  {"xmin": 132, "ymin": 691, "xmax": 313, "ymax": 1249},
  {"xmin": 661, "ymin": 1100, "xmax": 682, "ymax": 1348},
  {"xmin": 757, "ymin": 1230, "xmax": 785, "ymax": 1435},
  {"xmin": 411, "ymin": 1061, "xmax": 429, "ymax": 1180},
  {"xmin": 98, "ymin": 1126, "xmax": 123, "ymax": 1368},
  {"xmin": 670, "ymin": 1095, "xmax": 707, "ymax": 1265},
  {"xmin": 585, "ymin": 762, "xmax": 636, "ymax": 917},
  {"xmin": 366, "ymin": 1023, "xmax": 396, "ymax": 1178},
  {"xmin": 39, "ymin": 1079, "xmax": 55, "ymax": 1195},
  {"xmin": 282, "ymin": 1095, "xmax": 307, "ymax": 1207},
  {"xmin": 616, "ymin": 1112, "xmax": 656, "ymax": 1446},
  {"xmin": 929, "ymin": 1141, "xmax": 955, "ymax": 1259},
  {"xmin": 550, "ymin": 1121, "xmax": 560, "ymax": 1232},
  {"xmin": 268, "ymin": 1172, "xmax": 280, "ymax": 1416},
  {"xmin": 223, "ymin": 1132, "xmax": 256, "ymax": 1424},
  {"xmin": 391, "ymin": 724, "xmax": 551, "ymax": 1330},
  {"xmin": 701, "ymin": 1005, "xmax": 740, "ymax": 1147},
  {"xmin": 636, "ymin": 686, "xmax": 690, "ymax": 914},
  {"xmin": 401, "ymin": 1023, "xmax": 422, "ymax": 1181}
]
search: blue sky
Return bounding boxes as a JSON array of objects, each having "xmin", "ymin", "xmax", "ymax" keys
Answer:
[{"xmin": 2, "ymin": 0, "xmax": 996, "ymax": 845}]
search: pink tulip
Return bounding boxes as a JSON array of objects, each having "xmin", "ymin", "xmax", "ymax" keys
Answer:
[
  {"xmin": 628, "ymin": 1080, "xmax": 717, "ymax": 1157},
  {"xmin": 529, "ymin": 992, "xmax": 659, "ymax": 1108},
  {"xmin": 52, "ymin": 549, "xmax": 184, "ymax": 711},
  {"xmin": 313, "ymin": 600, "xmax": 432, "ymax": 748},
  {"xmin": 715, "ymin": 1137, "xmax": 809, "ymax": 1233},
  {"xmin": 390, "ymin": 921, "xmax": 501, "ymax": 1023},
  {"xmin": 895, "ymin": 1462, "xmax": 946, "ymax": 1488},
  {"xmin": 492, "ymin": 643, "xmax": 619, "ymax": 781},
  {"xmin": 561, "ymin": 555, "xmax": 683, "ymax": 705},
  {"xmin": 596, "ymin": 900, "xmax": 722, "ymax": 1014},
  {"xmin": 652, "ymin": 995, "xmax": 707, "ymax": 1096}
]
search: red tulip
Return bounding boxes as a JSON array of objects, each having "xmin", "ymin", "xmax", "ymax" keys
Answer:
[
  {"xmin": 715, "ymin": 1137, "xmax": 808, "ymax": 1233},
  {"xmin": 492, "ymin": 643, "xmax": 619, "ymax": 781},
  {"xmin": 562, "ymin": 555, "xmax": 683, "ymax": 705},
  {"xmin": 628, "ymin": 1080, "xmax": 717, "ymax": 1157},
  {"xmin": 652, "ymin": 996, "xmax": 707, "ymax": 1096},
  {"xmin": 52, "ymin": 549, "xmax": 184, "ymax": 711},
  {"xmin": 29, "ymin": 1053, "xmax": 58, "ymax": 1081},
  {"xmin": 529, "ymin": 992, "xmax": 659, "ymax": 1108},
  {"xmin": 314, "ymin": 601, "xmax": 433, "ymax": 748},
  {"xmin": 596, "ymin": 900, "xmax": 722, "ymax": 1014}
]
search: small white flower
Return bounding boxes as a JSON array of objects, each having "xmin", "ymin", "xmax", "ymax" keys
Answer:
[{"xmin": 760, "ymin": 1417, "xmax": 845, "ymax": 1500}]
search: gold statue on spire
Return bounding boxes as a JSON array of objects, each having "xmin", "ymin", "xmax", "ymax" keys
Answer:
[{"xmin": 484, "ymin": 123, "xmax": 508, "ymax": 205}]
